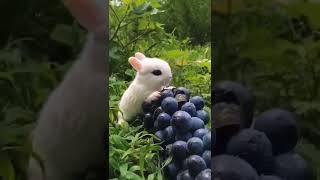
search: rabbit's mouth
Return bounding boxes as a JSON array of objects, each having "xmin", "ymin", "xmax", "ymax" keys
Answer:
[
  {"xmin": 166, "ymin": 76, "xmax": 172, "ymax": 86},
  {"xmin": 160, "ymin": 77, "xmax": 172, "ymax": 90}
]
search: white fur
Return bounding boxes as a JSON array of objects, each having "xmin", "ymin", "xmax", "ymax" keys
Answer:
[
  {"xmin": 118, "ymin": 56, "xmax": 172, "ymax": 124},
  {"xmin": 27, "ymin": 0, "xmax": 107, "ymax": 179},
  {"xmin": 28, "ymin": 32, "xmax": 107, "ymax": 180}
]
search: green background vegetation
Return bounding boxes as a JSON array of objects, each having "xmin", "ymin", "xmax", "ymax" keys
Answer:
[
  {"xmin": 108, "ymin": 0, "xmax": 211, "ymax": 179},
  {"xmin": 213, "ymin": 0, "xmax": 320, "ymax": 178}
]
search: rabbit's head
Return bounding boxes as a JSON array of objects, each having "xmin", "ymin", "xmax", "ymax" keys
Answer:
[
  {"xmin": 63, "ymin": 0, "xmax": 106, "ymax": 42},
  {"xmin": 129, "ymin": 52, "xmax": 172, "ymax": 91}
]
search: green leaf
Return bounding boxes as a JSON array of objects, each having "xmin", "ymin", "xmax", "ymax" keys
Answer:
[
  {"xmin": 161, "ymin": 156, "xmax": 172, "ymax": 169},
  {"xmin": 125, "ymin": 171, "xmax": 141, "ymax": 180},
  {"xmin": 129, "ymin": 165, "xmax": 140, "ymax": 172},
  {"xmin": 147, "ymin": 173, "xmax": 155, "ymax": 180},
  {"xmin": 138, "ymin": 152, "xmax": 145, "ymax": 176},
  {"xmin": 3, "ymin": 107, "xmax": 33, "ymax": 123},
  {"xmin": 0, "ymin": 49, "xmax": 22, "ymax": 64},
  {"xmin": 133, "ymin": 2, "xmax": 151, "ymax": 15},
  {"xmin": 121, "ymin": 148, "xmax": 135, "ymax": 160},
  {"xmin": 110, "ymin": 0, "xmax": 122, "ymax": 6},
  {"xmin": 165, "ymin": 50, "xmax": 185, "ymax": 59},
  {"xmin": 30, "ymin": 151, "xmax": 46, "ymax": 177},
  {"xmin": 50, "ymin": 24, "xmax": 76, "ymax": 47},
  {"xmin": 125, "ymin": 69, "xmax": 135, "ymax": 77},
  {"xmin": 150, "ymin": 0, "xmax": 161, "ymax": 8},
  {"xmin": 156, "ymin": 171, "xmax": 163, "ymax": 180},
  {"xmin": 111, "ymin": 135, "xmax": 128, "ymax": 149},
  {"xmin": 0, "ymin": 72, "xmax": 14, "ymax": 84},
  {"xmin": 119, "ymin": 163, "xmax": 128, "ymax": 177},
  {"xmin": 286, "ymin": 2, "xmax": 320, "ymax": 28},
  {"xmin": 0, "ymin": 152, "xmax": 15, "ymax": 180}
]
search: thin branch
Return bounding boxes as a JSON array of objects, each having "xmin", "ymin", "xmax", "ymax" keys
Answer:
[
  {"xmin": 124, "ymin": 20, "xmax": 153, "ymax": 48},
  {"xmin": 145, "ymin": 42, "xmax": 161, "ymax": 53},
  {"xmin": 124, "ymin": 29, "xmax": 155, "ymax": 48},
  {"xmin": 110, "ymin": 6, "xmax": 120, "ymax": 23},
  {"xmin": 110, "ymin": 6, "xmax": 130, "ymax": 41},
  {"xmin": 288, "ymin": 18, "xmax": 298, "ymax": 41},
  {"xmin": 116, "ymin": 36, "xmax": 125, "ymax": 49}
]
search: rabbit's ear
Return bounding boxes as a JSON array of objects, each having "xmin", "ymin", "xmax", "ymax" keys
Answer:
[
  {"xmin": 129, "ymin": 57, "xmax": 142, "ymax": 72},
  {"xmin": 135, "ymin": 52, "xmax": 146, "ymax": 60},
  {"xmin": 63, "ymin": 0, "xmax": 106, "ymax": 32}
]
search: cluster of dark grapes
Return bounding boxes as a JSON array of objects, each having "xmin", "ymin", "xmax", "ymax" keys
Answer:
[
  {"xmin": 142, "ymin": 87, "xmax": 212, "ymax": 180},
  {"xmin": 213, "ymin": 81, "xmax": 314, "ymax": 180}
]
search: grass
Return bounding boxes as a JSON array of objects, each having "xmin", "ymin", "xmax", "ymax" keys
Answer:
[
  {"xmin": 109, "ymin": 121, "xmax": 164, "ymax": 180},
  {"xmin": 108, "ymin": 75, "xmax": 165, "ymax": 179},
  {"xmin": 108, "ymin": 74, "xmax": 165, "ymax": 179}
]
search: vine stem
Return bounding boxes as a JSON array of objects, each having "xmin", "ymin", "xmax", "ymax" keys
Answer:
[
  {"xmin": 110, "ymin": 5, "xmax": 130, "ymax": 41},
  {"xmin": 124, "ymin": 27, "xmax": 155, "ymax": 49}
]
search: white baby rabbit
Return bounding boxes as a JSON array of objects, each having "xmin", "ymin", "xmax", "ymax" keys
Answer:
[
  {"xmin": 118, "ymin": 52, "xmax": 172, "ymax": 125},
  {"xmin": 27, "ymin": 0, "xmax": 107, "ymax": 180}
]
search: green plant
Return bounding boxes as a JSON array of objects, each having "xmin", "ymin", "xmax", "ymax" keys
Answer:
[
  {"xmin": 109, "ymin": 123, "xmax": 164, "ymax": 180},
  {"xmin": 109, "ymin": 0, "xmax": 167, "ymax": 78},
  {"xmin": 156, "ymin": 0, "xmax": 211, "ymax": 45}
]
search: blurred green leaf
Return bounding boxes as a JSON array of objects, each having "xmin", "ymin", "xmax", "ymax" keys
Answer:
[
  {"xmin": 286, "ymin": 2, "xmax": 320, "ymax": 28},
  {"xmin": 0, "ymin": 152, "xmax": 15, "ymax": 180},
  {"xmin": 50, "ymin": 24, "xmax": 76, "ymax": 47},
  {"xmin": 133, "ymin": 2, "xmax": 151, "ymax": 15}
]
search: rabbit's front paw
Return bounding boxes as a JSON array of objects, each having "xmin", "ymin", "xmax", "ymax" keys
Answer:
[
  {"xmin": 117, "ymin": 116, "xmax": 129, "ymax": 129},
  {"xmin": 117, "ymin": 112, "xmax": 127, "ymax": 124},
  {"xmin": 145, "ymin": 91, "xmax": 161, "ymax": 103},
  {"xmin": 117, "ymin": 119, "xmax": 128, "ymax": 129}
]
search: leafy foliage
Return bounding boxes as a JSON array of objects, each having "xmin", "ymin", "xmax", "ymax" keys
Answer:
[
  {"xmin": 109, "ymin": 124, "xmax": 163, "ymax": 179},
  {"xmin": 157, "ymin": 0, "xmax": 211, "ymax": 45}
]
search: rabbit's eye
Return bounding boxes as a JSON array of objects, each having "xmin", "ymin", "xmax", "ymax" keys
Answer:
[{"xmin": 151, "ymin": 70, "xmax": 162, "ymax": 76}]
